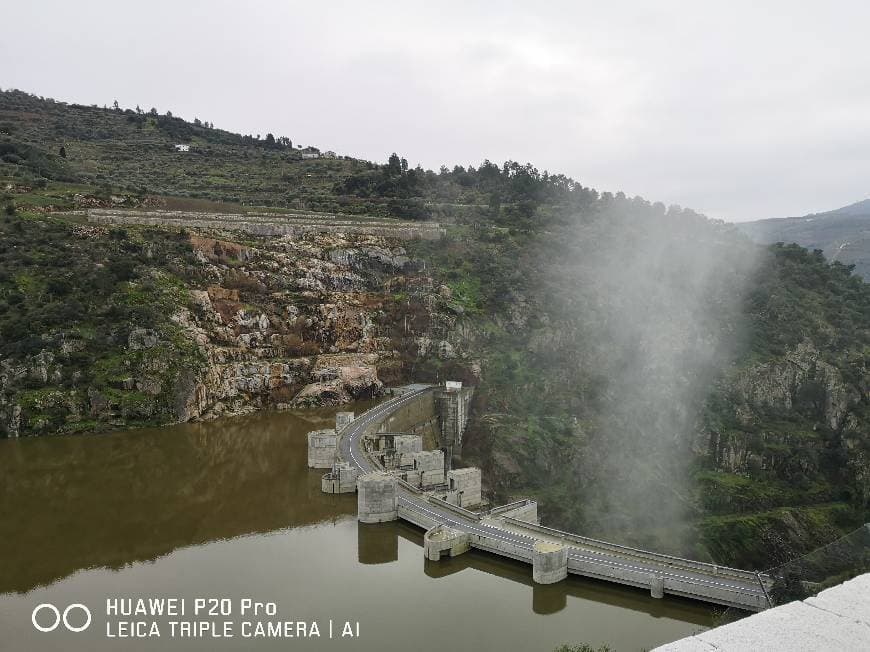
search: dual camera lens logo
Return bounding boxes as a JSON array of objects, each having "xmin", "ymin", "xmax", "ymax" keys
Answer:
[{"xmin": 31, "ymin": 603, "xmax": 92, "ymax": 633}]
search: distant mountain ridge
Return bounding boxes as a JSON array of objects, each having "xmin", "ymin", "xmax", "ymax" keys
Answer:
[
  {"xmin": 737, "ymin": 199, "xmax": 870, "ymax": 280},
  {"xmin": 830, "ymin": 198, "xmax": 870, "ymax": 216}
]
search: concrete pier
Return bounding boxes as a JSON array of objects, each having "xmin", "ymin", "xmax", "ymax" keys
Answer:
[
  {"xmin": 321, "ymin": 462, "xmax": 358, "ymax": 494},
  {"xmin": 423, "ymin": 525, "xmax": 471, "ymax": 561},
  {"xmin": 307, "ymin": 429, "xmax": 337, "ymax": 468},
  {"xmin": 357, "ymin": 472, "xmax": 398, "ymax": 523},
  {"xmin": 532, "ymin": 541, "xmax": 568, "ymax": 584},
  {"xmin": 394, "ymin": 434, "xmax": 423, "ymax": 466},
  {"xmin": 650, "ymin": 574, "xmax": 664, "ymax": 598},
  {"xmin": 411, "ymin": 450, "xmax": 445, "ymax": 487},
  {"xmin": 446, "ymin": 467, "xmax": 482, "ymax": 508},
  {"xmin": 435, "ymin": 381, "xmax": 473, "ymax": 461}
]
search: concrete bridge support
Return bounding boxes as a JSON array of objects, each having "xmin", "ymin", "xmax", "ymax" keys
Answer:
[
  {"xmin": 357, "ymin": 472, "xmax": 398, "ymax": 523},
  {"xmin": 307, "ymin": 429, "xmax": 337, "ymax": 468},
  {"xmin": 435, "ymin": 382, "xmax": 473, "ymax": 462},
  {"xmin": 321, "ymin": 462, "xmax": 359, "ymax": 494},
  {"xmin": 423, "ymin": 525, "xmax": 471, "ymax": 561},
  {"xmin": 446, "ymin": 467, "xmax": 482, "ymax": 508},
  {"xmin": 411, "ymin": 450, "xmax": 445, "ymax": 487},
  {"xmin": 650, "ymin": 574, "xmax": 664, "ymax": 599},
  {"xmin": 532, "ymin": 541, "xmax": 568, "ymax": 584}
]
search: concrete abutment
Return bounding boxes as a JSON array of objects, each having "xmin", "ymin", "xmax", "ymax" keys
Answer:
[
  {"xmin": 321, "ymin": 462, "xmax": 359, "ymax": 494},
  {"xmin": 423, "ymin": 525, "xmax": 471, "ymax": 561},
  {"xmin": 307, "ymin": 429, "xmax": 337, "ymax": 468},
  {"xmin": 532, "ymin": 540, "xmax": 568, "ymax": 585},
  {"xmin": 650, "ymin": 574, "xmax": 664, "ymax": 599},
  {"xmin": 357, "ymin": 472, "xmax": 398, "ymax": 523}
]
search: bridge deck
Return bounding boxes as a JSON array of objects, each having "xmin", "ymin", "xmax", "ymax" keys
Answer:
[{"xmin": 337, "ymin": 387, "xmax": 771, "ymax": 612}]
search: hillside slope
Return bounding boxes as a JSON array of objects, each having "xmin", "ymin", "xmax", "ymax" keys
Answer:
[
  {"xmin": 738, "ymin": 200, "xmax": 870, "ymax": 280},
  {"xmin": 1, "ymin": 89, "xmax": 868, "ymax": 575}
]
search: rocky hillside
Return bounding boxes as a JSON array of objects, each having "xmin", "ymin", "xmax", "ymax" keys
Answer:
[
  {"xmin": 410, "ymin": 204, "xmax": 870, "ymax": 570},
  {"xmin": 2, "ymin": 89, "xmax": 868, "ymax": 575},
  {"xmin": 0, "ymin": 207, "xmax": 473, "ymax": 437}
]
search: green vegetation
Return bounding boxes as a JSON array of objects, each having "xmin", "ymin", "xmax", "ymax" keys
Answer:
[
  {"xmin": 0, "ymin": 89, "xmax": 597, "ymax": 220},
  {"xmin": 0, "ymin": 89, "xmax": 363, "ymax": 212},
  {"xmin": 406, "ymin": 196, "xmax": 870, "ymax": 570},
  {"xmin": 1, "ymin": 88, "xmax": 867, "ymax": 575},
  {"xmin": 0, "ymin": 208, "xmax": 205, "ymax": 433}
]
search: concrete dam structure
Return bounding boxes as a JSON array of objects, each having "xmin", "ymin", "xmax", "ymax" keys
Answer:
[{"xmin": 310, "ymin": 384, "xmax": 773, "ymax": 612}]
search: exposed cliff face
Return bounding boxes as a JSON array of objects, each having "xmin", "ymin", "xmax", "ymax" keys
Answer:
[
  {"xmin": 168, "ymin": 232, "xmax": 464, "ymax": 419},
  {"xmin": 702, "ymin": 341, "xmax": 867, "ymax": 477},
  {"xmin": 734, "ymin": 342, "xmax": 860, "ymax": 432},
  {"xmin": 0, "ymin": 225, "xmax": 471, "ymax": 437}
]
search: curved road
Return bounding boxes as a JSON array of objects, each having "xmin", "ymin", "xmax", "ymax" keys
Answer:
[{"xmin": 338, "ymin": 387, "xmax": 770, "ymax": 612}]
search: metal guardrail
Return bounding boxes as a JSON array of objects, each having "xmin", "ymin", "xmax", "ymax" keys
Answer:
[
  {"xmin": 450, "ymin": 516, "xmax": 766, "ymax": 608},
  {"xmin": 428, "ymin": 495, "xmax": 483, "ymax": 521},
  {"xmin": 563, "ymin": 552, "xmax": 767, "ymax": 609},
  {"xmin": 756, "ymin": 571, "xmax": 775, "ymax": 608},
  {"xmin": 487, "ymin": 499, "xmax": 537, "ymax": 517},
  {"xmin": 501, "ymin": 516, "xmax": 762, "ymax": 581}
]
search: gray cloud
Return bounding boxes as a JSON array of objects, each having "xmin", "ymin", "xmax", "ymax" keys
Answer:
[{"xmin": 3, "ymin": 0, "xmax": 868, "ymax": 221}]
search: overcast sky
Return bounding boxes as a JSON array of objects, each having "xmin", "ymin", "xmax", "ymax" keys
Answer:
[{"xmin": 4, "ymin": 1, "xmax": 869, "ymax": 221}]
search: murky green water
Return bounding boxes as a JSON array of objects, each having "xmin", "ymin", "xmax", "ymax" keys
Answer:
[{"xmin": 0, "ymin": 405, "xmax": 712, "ymax": 651}]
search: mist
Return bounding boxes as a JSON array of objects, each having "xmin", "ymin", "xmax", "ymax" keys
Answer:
[{"xmin": 540, "ymin": 201, "xmax": 760, "ymax": 554}]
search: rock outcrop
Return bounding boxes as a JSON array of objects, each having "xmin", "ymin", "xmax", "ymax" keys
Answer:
[
  {"xmin": 0, "ymin": 228, "xmax": 472, "ymax": 436},
  {"xmin": 734, "ymin": 341, "xmax": 859, "ymax": 431},
  {"xmin": 700, "ymin": 341, "xmax": 867, "ymax": 477}
]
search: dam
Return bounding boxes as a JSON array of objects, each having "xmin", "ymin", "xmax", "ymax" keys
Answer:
[
  {"xmin": 311, "ymin": 383, "xmax": 773, "ymax": 612},
  {"xmin": 1, "ymin": 403, "xmax": 717, "ymax": 651}
]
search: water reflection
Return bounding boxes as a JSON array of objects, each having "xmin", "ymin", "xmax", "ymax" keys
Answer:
[
  {"xmin": 0, "ymin": 405, "xmax": 371, "ymax": 594},
  {"xmin": 357, "ymin": 522, "xmax": 398, "ymax": 565},
  {"xmin": 533, "ymin": 583, "xmax": 569, "ymax": 615},
  {"xmin": 0, "ymin": 405, "xmax": 713, "ymax": 652},
  {"xmin": 393, "ymin": 521, "xmax": 709, "ymax": 624}
]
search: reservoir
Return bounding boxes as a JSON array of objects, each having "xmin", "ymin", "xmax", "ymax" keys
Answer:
[{"xmin": 0, "ymin": 404, "xmax": 712, "ymax": 651}]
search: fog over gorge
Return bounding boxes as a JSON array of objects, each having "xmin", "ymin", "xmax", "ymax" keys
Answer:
[{"xmin": 526, "ymin": 203, "xmax": 761, "ymax": 554}]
